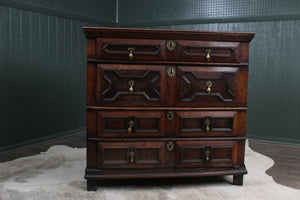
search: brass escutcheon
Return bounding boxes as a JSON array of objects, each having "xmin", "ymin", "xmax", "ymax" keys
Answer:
[
  {"xmin": 166, "ymin": 111, "xmax": 175, "ymax": 121},
  {"xmin": 166, "ymin": 40, "xmax": 176, "ymax": 51},
  {"xmin": 167, "ymin": 66, "xmax": 176, "ymax": 78},
  {"xmin": 166, "ymin": 141, "xmax": 175, "ymax": 152}
]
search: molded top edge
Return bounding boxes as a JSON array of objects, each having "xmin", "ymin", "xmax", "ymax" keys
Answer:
[{"xmin": 82, "ymin": 27, "xmax": 255, "ymax": 42}]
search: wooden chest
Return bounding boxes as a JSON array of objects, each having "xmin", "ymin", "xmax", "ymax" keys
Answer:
[{"xmin": 83, "ymin": 27, "xmax": 255, "ymax": 191}]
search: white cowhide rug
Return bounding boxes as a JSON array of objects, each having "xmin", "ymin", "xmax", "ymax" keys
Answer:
[{"xmin": 0, "ymin": 142, "xmax": 299, "ymax": 200}]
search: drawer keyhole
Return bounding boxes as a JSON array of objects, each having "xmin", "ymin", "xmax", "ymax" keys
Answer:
[
  {"xmin": 166, "ymin": 141, "xmax": 175, "ymax": 152},
  {"xmin": 166, "ymin": 111, "xmax": 175, "ymax": 121}
]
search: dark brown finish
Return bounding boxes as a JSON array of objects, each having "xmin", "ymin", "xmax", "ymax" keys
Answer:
[
  {"xmin": 176, "ymin": 40, "xmax": 249, "ymax": 63},
  {"xmin": 83, "ymin": 27, "xmax": 254, "ymax": 191},
  {"xmin": 96, "ymin": 64, "xmax": 166, "ymax": 106},
  {"xmin": 83, "ymin": 27, "xmax": 255, "ymax": 42},
  {"xmin": 1, "ymin": 137, "xmax": 299, "ymax": 190},
  {"xmin": 233, "ymin": 175, "xmax": 244, "ymax": 185},
  {"xmin": 176, "ymin": 66, "xmax": 249, "ymax": 107},
  {"xmin": 96, "ymin": 111, "xmax": 166, "ymax": 138},
  {"xmin": 175, "ymin": 111, "xmax": 247, "ymax": 137},
  {"xmin": 96, "ymin": 38, "xmax": 166, "ymax": 61}
]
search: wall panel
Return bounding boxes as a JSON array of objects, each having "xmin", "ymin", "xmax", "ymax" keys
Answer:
[{"xmin": 0, "ymin": 5, "xmax": 102, "ymax": 151}]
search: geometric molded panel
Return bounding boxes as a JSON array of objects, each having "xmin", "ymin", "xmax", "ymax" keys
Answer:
[
  {"xmin": 102, "ymin": 69, "xmax": 161, "ymax": 102},
  {"xmin": 180, "ymin": 71, "xmax": 235, "ymax": 102}
]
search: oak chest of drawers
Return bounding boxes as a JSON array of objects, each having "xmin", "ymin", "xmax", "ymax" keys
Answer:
[{"xmin": 83, "ymin": 27, "xmax": 255, "ymax": 191}]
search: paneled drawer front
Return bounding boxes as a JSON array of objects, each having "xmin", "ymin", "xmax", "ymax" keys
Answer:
[
  {"xmin": 96, "ymin": 38, "xmax": 165, "ymax": 61},
  {"xmin": 176, "ymin": 66, "xmax": 248, "ymax": 107},
  {"xmin": 97, "ymin": 64, "xmax": 166, "ymax": 106},
  {"xmin": 97, "ymin": 142, "xmax": 166, "ymax": 169},
  {"xmin": 175, "ymin": 140, "xmax": 238, "ymax": 168},
  {"xmin": 175, "ymin": 111, "xmax": 246, "ymax": 137},
  {"xmin": 177, "ymin": 40, "xmax": 248, "ymax": 63},
  {"xmin": 97, "ymin": 111, "xmax": 166, "ymax": 137}
]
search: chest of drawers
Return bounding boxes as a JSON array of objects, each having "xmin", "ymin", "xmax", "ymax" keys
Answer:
[{"xmin": 83, "ymin": 27, "xmax": 255, "ymax": 191}]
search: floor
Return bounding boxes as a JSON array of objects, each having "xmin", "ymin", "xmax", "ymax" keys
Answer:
[{"xmin": 0, "ymin": 134, "xmax": 299, "ymax": 190}]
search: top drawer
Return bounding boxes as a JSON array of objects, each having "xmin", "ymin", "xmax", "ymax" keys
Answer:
[
  {"xmin": 95, "ymin": 38, "xmax": 249, "ymax": 64},
  {"xmin": 96, "ymin": 38, "xmax": 166, "ymax": 61}
]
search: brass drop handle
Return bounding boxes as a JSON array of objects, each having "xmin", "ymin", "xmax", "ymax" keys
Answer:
[
  {"xmin": 128, "ymin": 120, "xmax": 134, "ymax": 133},
  {"xmin": 129, "ymin": 151, "xmax": 135, "ymax": 163},
  {"xmin": 206, "ymin": 81, "xmax": 212, "ymax": 94},
  {"xmin": 205, "ymin": 118, "xmax": 210, "ymax": 132},
  {"xmin": 128, "ymin": 80, "xmax": 135, "ymax": 94},
  {"xmin": 205, "ymin": 150, "xmax": 210, "ymax": 161},
  {"xmin": 205, "ymin": 49, "xmax": 211, "ymax": 62},
  {"xmin": 128, "ymin": 47, "xmax": 134, "ymax": 60}
]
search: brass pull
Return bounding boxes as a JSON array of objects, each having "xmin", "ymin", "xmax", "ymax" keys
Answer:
[
  {"xmin": 205, "ymin": 49, "xmax": 211, "ymax": 62},
  {"xmin": 129, "ymin": 151, "xmax": 135, "ymax": 163},
  {"xmin": 128, "ymin": 80, "xmax": 135, "ymax": 94},
  {"xmin": 166, "ymin": 141, "xmax": 175, "ymax": 152},
  {"xmin": 128, "ymin": 47, "xmax": 134, "ymax": 60},
  {"xmin": 206, "ymin": 81, "xmax": 212, "ymax": 94},
  {"xmin": 205, "ymin": 150, "xmax": 210, "ymax": 161},
  {"xmin": 205, "ymin": 118, "xmax": 210, "ymax": 132},
  {"xmin": 128, "ymin": 120, "xmax": 134, "ymax": 133}
]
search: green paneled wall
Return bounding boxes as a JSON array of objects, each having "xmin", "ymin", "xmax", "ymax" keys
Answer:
[
  {"xmin": 118, "ymin": 0, "xmax": 300, "ymax": 26},
  {"xmin": 0, "ymin": 0, "xmax": 116, "ymax": 25},
  {"xmin": 147, "ymin": 21, "xmax": 300, "ymax": 144},
  {"xmin": 0, "ymin": 3, "xmax": 109, "ymax": 152}
]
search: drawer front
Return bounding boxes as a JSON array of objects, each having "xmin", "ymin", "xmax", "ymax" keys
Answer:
[
  {"xmin": 175, "ymin": 140, "xmax": 238, "ymax": 168},
  {"xmin": 97, "ymin": 64, "xmax": 166, "ymax": 106},
  {"xmin": 97, "ymin": 111, "xmax": 166, "ymax": 137},
  {"xmin": 97, "ymin": 142, "xmax": 166, "ymax": 169},
  {"xmin": 177, "ymin": 40, "xmax": 248, "ymax": 63},
  {"xmin": 97, "ymin": 38, "xmax": 165, "ymax": 61},
  {"xmin": 175, "ymin": 111, "xmax": 246, "ymax": 137},
  {"xmin": 176, "ymin": 66, "xmax": 248, "ymax": 107}
]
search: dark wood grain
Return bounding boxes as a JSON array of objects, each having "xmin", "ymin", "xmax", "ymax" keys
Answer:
[
  {"xmin": 96, "ymin": 38, "xmax": 166, "ymax": 61},
  {"xmin": 83, "ymin": 27, "xmax": 255, "ymax": 42},
  {"xmin": 96, "ymin": 64, "xmax": 166, "ymax": 107},
  {"xmin": 0, "ymin": 136, "xmax": 299, "ymax": 190},
  {"xmin": 96, "ymin": 111, "xmax": 166, "ymax": 138},
  {"xmin": 84, "ymin": 27, "xmax": 254, "ymax": 190}
]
